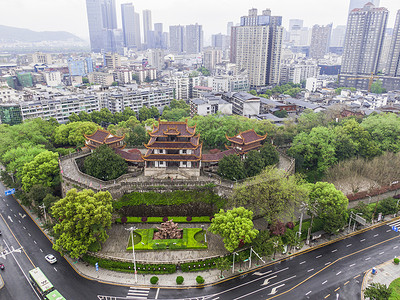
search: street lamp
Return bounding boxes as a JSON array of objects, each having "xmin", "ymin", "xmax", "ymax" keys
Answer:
[
  {"xmin": 232, "ymin": 252, "xmax": 239, "ymax": 273},
  {"xmin": 125, "ymin": 226, "xmax": 138, "ymax": 283}
]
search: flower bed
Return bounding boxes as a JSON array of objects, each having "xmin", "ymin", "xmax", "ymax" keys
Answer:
[{"xmin": 117, "ymin": 216, "xmax": 212, "ymax": 223}]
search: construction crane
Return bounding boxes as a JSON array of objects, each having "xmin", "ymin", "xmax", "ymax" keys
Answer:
[{"xmin": 346, "ymin": 72, "xmax": 382, "ymax": 92}]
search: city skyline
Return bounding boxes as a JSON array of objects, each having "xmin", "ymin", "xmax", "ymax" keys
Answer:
[{"xmin": 0, "ymin": 0, "xmax": 399, "ymax": 43}]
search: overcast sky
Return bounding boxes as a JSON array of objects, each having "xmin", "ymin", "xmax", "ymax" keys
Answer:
[{"xmin": 0, "ymin": 0, "xmax": 398, "ymax": 41}]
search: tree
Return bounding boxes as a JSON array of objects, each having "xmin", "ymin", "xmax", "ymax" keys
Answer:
[
  {"xmin": 370, "ymin": 80, "xmax": 386, "ymax": 94},
  {"xmin": 84, "ymin": 145, "xmax": 128, "ymax": 181},
  {"xmin": 20, "ymin": 151, "xmax": 59, "ymax": 193},
  {"xmin": 273, "ymin": 110, "xmax": 288, "ymax": 118},
  {"xmin": 27, "ymin": 184, "xmax": 52, "ymax": 207},
  {"xmin": 54, "ymin": 121, "xmax": 99, "ymax": 147},
  {"xmin": 197, "ymin": 67, "xmax": 210, "ymax": 76},
  {"xmin": 260, "ymin": 143, "xmax": 279, "ymax": 166},
  {"xmin": 252, "ymin": 230, "xmax": 273, "ymax": 257},
  {"xmin": 270, "ymin": 220, "xmax": 286, "ymax": 236},
  {"xmin": 126, "ymin": 124, "xmax": 148, "ymax": 146},
  {"xmin": 208, "ymin": 207, "xmax": 259, "ymax": 252},
  {"xmin": 232, "ymin": 167, "xmax": 309, "ymax": 224},
  {"xmin": 307, "ymin": 182, "xmax": 348, "ymax": 234},
  {"xmin": 243, "ymin": 150, "xmax": 264, "ymax": 178},
  {"xmin": 51, "ymin": 189, "xmax": 113, "ymax": 258},
  {"xmin": 161, "ymin": 108, "xmax": 190, "ymax": 121},
  {"xmin": 138, "ymin": 106, "xmax": 152, "ymax": 121},
  {"xmin": 217, "ymin": 154, "xmax": 245, "ymax": 181},
  {"xmin": 364, "ymin": 283, "xmax": 392, "ymax": 300},
  {"xmin": 149, "ymin": 106, "xmax": 160, "ymax": 119},
  {"xmin": 283, "ymin": 229, "xmax": 300, "ymax": 253},
  {"xmin": 270, "ymin": 236, "xmax": 284, "ymax": 259},
  {"xmin": 215, "ymin": 258, "xmax": 231, "ymax": 278},
  {"xmin": 111, "ymin": 81, "xmax": 118, "ymax": 86}
]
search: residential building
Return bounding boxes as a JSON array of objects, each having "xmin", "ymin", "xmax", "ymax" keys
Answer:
[
  {"xmin": 310, "ymin": 24, "xmax": 332, "ymax": 59},
  {"xmin": 222, "ymin": 91, "xmax": 260, "ymax": 117},
  {"xmin": 386, "ymin": 10, "xmax": 400, "ymax": 77},
  {"xmin": 231, "ymin": 8, "xmax": 283, "ymax": 88},
  {"xmin": 211, "ymin": 34, "xmax": 229, "ymax": 51},
  {"xmin": 0, "ymin": 103, "xmax": 23, "ymax": 125},
  {"xmin": 44, "ymin": 71, "xmax": 62, "ymax": 87},
  {"xmin": 169, "ymin": 25, "xmax": 185, "ymax": 54},
  {"xmin": 348, "ymin": 0, "xmax": 380, "ymax": 13},
  {"xmin": 88, "ymin": 72, "xmax": 114, "ymax": 86},
  {"xmin": 192, "ymin": 86, "xmax": 212, "ymax": 99},
  {"xmin": 115, "ymin": 69, "xmax": 133, "ymax": 84},
  {"xmin": 185, "ymin": 24, "xmax": 203, "ymax": 54},
  {"xmin": 227, "ymin": 22, "xmax": 233, "ymax": 36},
  {"xmin": 190, "ymin": 93, "xmax": 232, "ymax": 116},
  {"xmin": 168, "ymin": 75, "xmax": 200, "ymax": 100},
  {"xmin": 104, "ymin": 52, "xmax": 121, "ymax": 69},
  {"xmin": 86, "ymin": 0, "xmax": 118, "ymax": 53},
  {"xmin": 147, "ymin": 49, "xmax": 165, "ymax": 70},
  {"xmin": 280, "ymin": 61, "xmax": 320, "ymax": 84},
  {"xmin": 68, "ymin": 57, "xmax": 94, "ymax": 76},
  {"xmin": 203, "ymin": 49, "xmax": 222, "ymax": 71},
  {"xmin": 212, "ymin": 75, "xmax": 249, "ymax": 93},
  {"xmin": 330, "ymin": 25, "xmax": 346, "ymax": 48},
  {"xmin": 121, "ymin": 3, "xmax": 141, "ymax": 49},
  {"xmin": 339, "ymin": 3, "xmax": 388, "ymax": 89},
  {"xmin": 142, "ymin": 9, "xmax": 152, "ymax": 48},
  {"xmin": 32, "ymin": 52, "xmax": 52, "ymax": 65}
]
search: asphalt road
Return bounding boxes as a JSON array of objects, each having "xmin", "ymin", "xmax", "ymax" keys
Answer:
[{"xmin": 0, "ymin": 177, "xmax": 400, "ymax": 300}]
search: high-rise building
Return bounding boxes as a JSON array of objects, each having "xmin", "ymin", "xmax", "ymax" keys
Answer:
[
  {"xmin": 339, "ymin": 3, "xmax": 388, "ymax": 89},
  {"xmin": 348, "ymin": 0, "xmax": 380, "ymax": 13},
  {"xmin": 142, "ymin": 9, "xmax": 152, "ymax": 47},
  {"xmin": 185, "ymin": 24, "xmax": 203, "ymax": 54},
  {"xmin": 212, "ymin": 34, "xmax": 229, "ymax": 50},
  {"xmin": 309, "ymin": 24, "xmax": 332, "ymax": 59},
  {"xmin": 121, "ymin": 3, "xmax": 141, "ymax": 49},
  {"xmin": 134, "ymin": 13, "xmax": 142, "ymax": 49},
  {"xmin": 86, "ymin": 0, "xmax": 117, "ymax": 53},
  {"xmin": 386, "ymin": 10, "xmax": 400, "ymax": 77},
  {"xmin": 227, "ymin": 22, "xmax": 233, "ymax": 36},
  {"xmin": 104, "ymin": 52, "xmax": 121, "ymax": 69},
  {"xmin": 68, "ymin": 57, "xmax": 94, "ymax": 76},
  {"xmin": 231, "ymin": 8, "xmax": 283, "ymax": 88},
  {"xmin": 203, "ymin": 49, "xmax": 222, "ymax": 71},
  {"xmin": 330, "ymin": 25, "xmax": 346, "ymax": 47},
  {"xmin": 289, "ymin": 19, "xmax": 303, "ymax": 31},
  {"xmin": 169, "ymin": 25, "xmax": 185, "ymax": 54}
]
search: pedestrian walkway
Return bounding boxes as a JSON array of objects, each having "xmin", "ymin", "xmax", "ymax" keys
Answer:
[{"xmin": 361, "ymin": 259, "xmax": 400, "ymax": 299}]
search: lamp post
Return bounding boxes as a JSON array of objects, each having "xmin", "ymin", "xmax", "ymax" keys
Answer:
[
  {"xmin": 232, "ymin": 252, "xmax": 238, "ymax": 273},
  {"xmin": 125, "ymin": 226, "xmax": 138, "ymax": 283}
]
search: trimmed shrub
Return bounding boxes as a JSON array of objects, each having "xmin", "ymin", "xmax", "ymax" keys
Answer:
[
  {"xmin": 286, "ymin": 222, "xmax": 294, "ymax": 229},
  {"xmin": 121, "ymin": 216, "xmax": 127, "ymax": 224},
  {"xmin": 210, "ymin": 216, "xmax": 214, "ymax": 221},
  {"xmin": 163, "ymin": 217, "xmax": 168, "ymax": 222},
  {"xmin": 150, "ymin": 276, "xmax": 159, "ymax": 284},
  {"xmin": 141, "ymin": 216, "xmax": 148, "ymax": 222},
  {"xmin": 186, "ymin": 216, "xmax": 192, "ymax": 222},
  {"xmin": 196, "ymin": 276, "xmax": 205, "ymax": 284},
  {"xmin": 394, "ymin": 258, "xmax": 399, "ymax": 265},
  {"xmin": 176, "ymin": 276, "xmax": 184, "ymax": 284}
]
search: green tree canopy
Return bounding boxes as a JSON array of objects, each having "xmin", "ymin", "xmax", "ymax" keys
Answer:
[
  {"xmin": 217, "ymin": 154, "xmax": 245, "ymax": 181},
  {"xmin": 307, "ymin": 182, "xmax": 348, "ymax": 234},
  {"xmin": 20, "ymin": 150, "xmax": 59, "ymax": 193},
  {"xmin": 273, "ymin": 110, "xmax": 288, "ymax": 118},
  {"xmin": 231, "ymin": 167, "xmax": 309, "ymax": 223},
  {"xmin": 54, "ymin": 121, "xmax": 100, "ymax": 147},
  {"xmin": 364, "ymin": 283, "xmax": 392, "ymax": 300},
  {"xmin": 208, "ymin": 207, "xmax": 259, "ymax": 252},
  {"xmin": 51, "ymin": 189, "xmax": 113, "ymax": 258},
  {"xmin": 260, "ymin": 143, "xmax": 279, "ymax": 166},
  {"xmin": 370, "ymin": 80, "xmax": 386, "ymax": 94},
  {"xmin": 138, "ymin": 106, "xmax": 152, "ymax": 121},
  {"xmin": 84, "ymin": 145, "xmax": 128, "ymax": 181},
  {"xmin": 243, "ymin": 150, "xmax": 264, "ymax": 178}
]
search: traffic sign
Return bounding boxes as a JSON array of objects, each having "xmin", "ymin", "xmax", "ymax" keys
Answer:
[
  {"xmin": 95, "ymin": 262, "xmax": 99, "ymax": 271},
  {"xmin": 5, "ymin": 188, "xmax": 15, "ymax": 196}
]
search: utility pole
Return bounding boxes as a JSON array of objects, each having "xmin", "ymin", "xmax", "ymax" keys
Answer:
[
  {"xmin": 125, "ymin": 226, "xmax": 138, "ymax": 283},
  {"xmin": 39, "ymin": 203, "xmax": 46, "ymax": 222}
]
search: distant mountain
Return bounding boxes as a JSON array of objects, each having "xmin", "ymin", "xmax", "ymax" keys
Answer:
[{"xmin": 0, "ymin": 25, "xmax": 83, "ymax": 42}]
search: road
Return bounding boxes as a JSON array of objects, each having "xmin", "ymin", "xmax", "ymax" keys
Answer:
[{"xmin": 0, "ymin": 177, "xmax": 399, "ymax": 300}]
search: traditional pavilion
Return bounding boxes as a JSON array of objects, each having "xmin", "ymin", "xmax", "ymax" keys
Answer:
[
  {"xmin": 225, "ymin": 129, "xmax": 267, "ymax": 155},
  {"xmin": 84, "ymin": 129, "xmax": 125, "ymax": 150},
  {"xmin": 143, "ymin": 120, "xmax": 202, "ymax": 177}
]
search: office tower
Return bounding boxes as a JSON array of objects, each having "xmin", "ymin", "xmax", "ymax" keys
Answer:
[
  {"xmin": 289, "ymin": 19, "xmax": 303, "ymax": 31},
  {"xmin": 310, "ymin": 24, "xmax": 332, "ymax": 59},
  {"xmin": 134, "ymin": 13, "xmax": 142, "ymax": 49},
  {"xmin": 330, "ymin": 25, "xmax": 346, "ymax": 47},
  {"xmin": 203, "ymin": 49, "xmax": 222, "ymax": 70},
  {"xmin": 339, "ymin": 3, "xmax": 388, "ymax": 88},
  {"xmin": 212, "ymin": 34, "xmax": 229, "ymax": 50},
  {"xmin": 169, "ymin": 25, "xmax": 185, "ymax": 54},
  {"xmin": 86, "ymin": 0, "xmax": 117, "ymax": 53},
  {"xmin": 121, "ymin": 3, "xmax": 141, "ymax": 49},
  {"xmin": 231, "ymin": 8, "xmax": 283, "ymax": 87},
  {"xmin": 227, "ymin": 22, "xmax": 233, "ymax": 36},
  {"xmin": 143, "ymin": 9, "xmax": 152, "ymax": 47},
  {"xmin": 386, "ymin": 10, "xmax": 400, "ymax": 77},
  {"xmin": 185, "ymin": 24, "xmax": 203, "ymax": 54},
  {"xmin": 154, "ymin": 23, "xmax": 164, "ymax": 48},
  {"xmin": 348, "ymin": 0, "xmax": 380, "ymax": 13}
]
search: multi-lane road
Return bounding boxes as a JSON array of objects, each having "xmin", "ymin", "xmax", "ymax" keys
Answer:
[{"xmin": 0, "ymin": 179, "xmax": 399, "ymax": 300}]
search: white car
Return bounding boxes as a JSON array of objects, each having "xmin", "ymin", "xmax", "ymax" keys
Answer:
[{"xmin": 45, "ymin": 254, "xmax": 57, "ymax": 264}]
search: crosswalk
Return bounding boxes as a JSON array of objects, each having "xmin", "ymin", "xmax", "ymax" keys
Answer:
[
  {"xmin": 126, "ymin": 287, "xmax": 150, "ymax": 299},
  {"xmin": 387, "ymin": 219, "xmax": 400, "ymax": 231}
]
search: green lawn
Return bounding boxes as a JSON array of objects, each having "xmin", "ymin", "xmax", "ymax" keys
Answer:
[
  {"xmin": 389, "ymin": 277, "xmax": 400, "ymax": 300},
  {"xmin": 127, "ymin": 228, "xmax": 208, "ymax": 251}
]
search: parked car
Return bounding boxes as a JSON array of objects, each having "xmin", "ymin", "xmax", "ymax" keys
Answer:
[
  {"xmin": 0, "ymin": 263, "xmax": 4, "ymax": 270},
  {"xmin": 45, "ymin": 254, "xmax": 57, "ymax": 264}
]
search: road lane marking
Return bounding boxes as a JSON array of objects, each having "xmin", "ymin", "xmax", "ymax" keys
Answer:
[
  {"xmin": 14, "ymin": 214, "xmax": 16, "ymax": 217},
  {"xmin": 28, "ymin": 233, "xmax": 31, "ymax": 236},
  {"xmin": 261, "ymin": 275, "xmax": 277, "ymax": 286},
  {"xmin": 374, "ymin": 234, "xmax": 379, "ymax": 237},
  {"xmin": 39, "ymin": 249, "xmax": 43, "ymax": 252},
  {"xmin": 33, "ymin": 240, "xmax": 37, "ymax": 244},
  {"xmin": 360, "ymin": 239, "xmax": 366, "ymax": 242},
  {"xmin": 54, "ymin": 267, "xmax": 57, "ymax": 272},
  {"xmin": 155, "ymin": 288, "xmax": 160, "ymax": 299},
  {"xmin": 387, "ymin": 229, "xmax": 392, "ymax": 232},
  {"xmin": 324, "ymin": 294, "xmax": 330, "ymax": 299},
  {"xmin": 268, "ymin": 284, "xmax": 285, "ymax": 295},
  {"xmin": 346, "ymin": 244, "xmax": 352, "ymax": 247},
  {"xmin": 23, "ymin": 226, "xmax": 26, "ymax": 229},
  {"xmin": 336, "ymin": 271, "xmax": 342, "ymax": 276},
  {"xmin": 344, "ymin": 281, "xmax": 350, "ymax": 285},
  {"xmin": 307, "ymin": 268, "xmax": 314, "ymax": 272},
  {"xmin": 322, "ymin": 280, "xmax": 328, "ymax": 285},
  {"xmin": 316, "ymin": 255, "xmax": 322, "ymax": 258},
  {"xmin": 305, "ymin": 291, "xmax": 312, "ymax": 296},
  {"xmin": 379, "ymin": 252, "xmax": 384, "ymax": 255},
  {"xmin": 335, "ymin": 287, "xmax": 340, "ymax": 292},
  {"xmin": 332, "ymin": 249, "xmax": 337, "ymax": 253},
  {"xmin": 253, "ymin": 270, "xmax": 272, "ymax": 276},
  {"xmin": 18, "ymin": 220, "xmax": 21, "ymax": 223},
  {"xmin": 365, "ymin": 257, "xmax": 371, "ymax": 261},
  {"xmin": 350, "ymin": 263, "xmax": 356, "ymax": 267},
  {"xmin": 300, "ymin": 261, "xmax": 306, "ymax": 264},
  {"xmin": 325, "ymin": 262, "xmax": 331, "ymax": 266},
  {"xmin": 394, "ymin": 246, "xmax": 399, "ymax": 249},
  {"xmin": 10, "ymin": 208, "xmax": 12, "ymax": 211},
  {"xmin": 354, "ymin": 275, "xmax": 361, "ymax": 279}
]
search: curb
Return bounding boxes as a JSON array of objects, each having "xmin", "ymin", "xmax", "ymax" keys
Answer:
[{"xmin": 0, "ymin": 273, "xmax": 4, "ymax": 289}]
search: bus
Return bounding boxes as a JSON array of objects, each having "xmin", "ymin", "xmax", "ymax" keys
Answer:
[{"xmin": 28, "ymin": 267, "xmax": 65, "ymax": 300}]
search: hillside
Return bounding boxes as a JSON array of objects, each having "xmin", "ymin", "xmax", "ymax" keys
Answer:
[{"xmin": 0, "ymin": 25, "xmax": 83, "ymax": 42}]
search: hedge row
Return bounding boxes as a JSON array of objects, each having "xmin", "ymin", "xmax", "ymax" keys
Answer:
[
  {"xmin": 116, "ymin": 216, "xmax": 212, "ymax": 223},
  {"xmin": 347, "ymin": 182, "xmax": 400, "ymax": 201},
  {"xmin": 82, "ymin": 254, "xmax": 176, "ymax": 274},
  {"xmin": 114, "ymin": 190, "xmax": 226, "ymax": 210}
]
